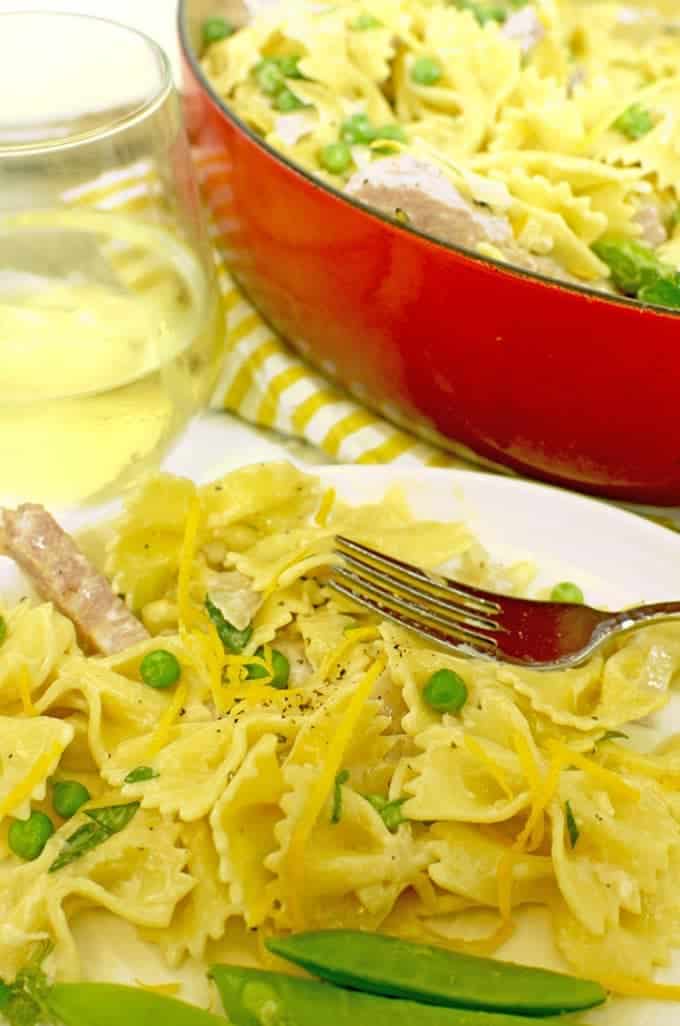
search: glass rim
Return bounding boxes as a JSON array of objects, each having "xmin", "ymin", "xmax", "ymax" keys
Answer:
[{"xmin": 0, "ymin": 10, "xmax": 174, "ymax": 157}]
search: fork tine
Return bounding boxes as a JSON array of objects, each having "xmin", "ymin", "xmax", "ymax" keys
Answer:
[
  {"xmin": 336, "ymin": 535, "xmax": 500, "ymax": 616},
  {"xmin": 330, "ymin": 567, "xmax": 499, "ymax": 657},
  {"xmin": 337, "ymin": 550, "xmax": 500, "ymax": 633}
]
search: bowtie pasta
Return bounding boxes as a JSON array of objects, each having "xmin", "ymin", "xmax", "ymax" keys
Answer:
[
  {"xmin": 202, "ymin": 0, "xmax": 680, "ymax": 308},
  {"xmin": 2, "ymin": 461, "xmax": 680, "ymax": 1006}
]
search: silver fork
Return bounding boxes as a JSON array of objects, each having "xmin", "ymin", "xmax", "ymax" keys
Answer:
[{"xmin": 329, "ymin": 535, "xmax": 680, "ymax": 669}]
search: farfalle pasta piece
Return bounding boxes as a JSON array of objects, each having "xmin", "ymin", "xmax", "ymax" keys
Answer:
[
  {"xmin": 210, "ymin": 733, "xmax": 286, "ymax": 927},
  {"xmin": 0, "ymin": 715, "xmax": 73, "ymax": 822},
  {"xmin": 0, "ymin": 602, "xmax": 75, "ymax": 710},
  {"xmin": 104, "ymin": 720, "xmax": 247, "ymax": 821},
  {"xmin": 106, "ymin": 474, "xmax": 197, "ymax": 611},
  {"xmin": 495, "ymin": 630, "xmax": 674, "ymax": 732},
  {"xmin": 549, "ymin": 771, "xmax": 679, "ymax": 936},
  {"xmin": 429, "ymin": 821, "xmax": 555, "ymax": 910},
  {"xmin": 35, "ymin": 656, "xmax": 167, "ymax": 767},
  {"xmin": 142, "ymin": 819, "xmax": 235, "ymax": 967},
  {"xmin": 267, "ymin": 762, "xmax": 430, "ymax": 931},
  {"xmin": 199, "ymin": 462, "xmax": 319, "ymax": 536},
  {"xmin": 0, "ymin": 807, "xmax": 193, "ymax": 980}
]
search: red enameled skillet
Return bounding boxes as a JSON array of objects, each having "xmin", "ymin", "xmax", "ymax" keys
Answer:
[{"xmin": 179, "ymin": 0, "xmax": 680, "ymax": 506}]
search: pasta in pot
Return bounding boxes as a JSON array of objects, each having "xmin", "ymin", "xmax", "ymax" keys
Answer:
[
  {"xmin": 202, "ymin": 0, "xmax": 680, "ymax": 307},
  {"xmin": 1, "ymin": 462, "xmax": 680, "ymax": 996}
]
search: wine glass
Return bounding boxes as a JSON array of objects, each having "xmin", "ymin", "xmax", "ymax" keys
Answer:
[{"xmin": 0, "ymin": 11, "xmax": 224, "ymax": 509}]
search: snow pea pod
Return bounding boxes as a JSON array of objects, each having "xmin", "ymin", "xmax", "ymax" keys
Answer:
[
  {"xmin": 210, "ymin": 966, "xmax": 588, "ymax": 1026},
  {"xmin": 265, "ymin": 931, "xmax": 606, "ymax": 1017},
  {"xmin": 47, "ymin": 983, "xmax": 225, "ymax": 1026}
]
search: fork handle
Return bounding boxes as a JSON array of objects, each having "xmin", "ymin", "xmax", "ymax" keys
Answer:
[{"xmin": 607, "ymin": 600, "xmax": 680, "ymax": 633}]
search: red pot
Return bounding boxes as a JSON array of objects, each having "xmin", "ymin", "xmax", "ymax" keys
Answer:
[{"xmin": 179, "ymin": 0, "xmax": 680, "ymax": 506}]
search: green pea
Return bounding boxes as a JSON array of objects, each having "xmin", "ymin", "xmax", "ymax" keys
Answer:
[
  {"xmin": 351, "ymin": 12, "xmax": 383, "ymax": 29},
  {"xmin": 9, "ymin": 811, "xmax": 54, "ymax": 861},
  {"xmin": 262, "ymin": 933, "xmax": 606, "ymax": 1017},
  {"xmin": 410, "ymin": 56, "xmax": 443, "ymax": 86},
  {"xmin": 276, "ymin": 54, "xmax": 303, "ymax": 78},
  {"xmin": 0, "ymin": 615, "xmax": 6, "ymax": 646},
  {"xmin": 374, "ymin": 124, "xmax": 407, "ymax": 143},
  {"xmin": 550, "ymin": 581, "xmax": 584, "ymax": 604},
  {"xmin": 612, "ymin": 103, "xmax": 654, "ymax": 141},
  {"xmin": 340, "ymin": 113, "xmax": 376, "ymax": 145},
  {"xmin": 320, "ymin": 141, "xmax": 352, "ymax": 175},
  {"xmin": 274, "ymin": 88, "xmax": 305, "ymax": 112},
  {"xmin": 139, "ymin": 649, "xmax": 182, "ymax": 689},
  {"xmin": 53, "ymin": 780, "xmax": 91, "ymax": 819},
  {"xmin": 201, "ymin": 16, "xmax": 235, "ymax": 47},
  {"xmin": 423, "ymin": 668, "xmax": 468, "ymax": 713},
  {"xmin": 48, "ymin": 982, "xmax": 227, "ymax": 1026},
  {"xmin": 247, "ymin": 647, "xmax": 290, "ymax": 689},
  {"xmin": 255, "ymin": 59, "xmax": 285, "ymax": 96}
]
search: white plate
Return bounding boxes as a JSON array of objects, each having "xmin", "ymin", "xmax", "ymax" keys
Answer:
[{"xmin": 2, "ymin": 417, "xmax": 680, "ymax": 1024}]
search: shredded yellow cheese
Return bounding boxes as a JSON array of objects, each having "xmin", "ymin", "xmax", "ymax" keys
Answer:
[
  {"xmin": 463, "ymin": 736, "xmax": 514, "ymax": 800},
  {"xmin": 315, "ymin": 487, "xmax": 336, "ymax": 527},
  {"xmin": 320, "ymin": 626, "xmax": 380, "ymax": 681},
  {"xmin": 512, "ymin": 730, "xmax": 545, "ymax": 850},
  {"xmin": 597, "ymin": 975, "xmax": 680, "ymax": 1000},
  {"xmin": 147, "ymin": 682, "xmax": 188, "ymax": 757},
  {"xmin": 18, "ymin": 666, "xmax": 36, "ymax": 717},
  {"xmin": 285, "ymin": 653, "xmax": 387, "ymax": 929},
  {"xmin": 177, "ymin": 491, "xmax": 202, "ymax": 633},
  {"xmin": 545, "ymin": 740, "xmax": 640, "ymax": 801},
  {"xmin": 0, "ymin": 741, "xmax": 62, "ymax": 818}
]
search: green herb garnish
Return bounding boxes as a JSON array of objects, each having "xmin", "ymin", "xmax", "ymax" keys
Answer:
[
  {"xmin": 0, "ymin": 615, "xmax": 6, "ymax": 647},
  {"xmin": 364, "ymin": 795, "xmax": 408, "ymax": 832},
  {"xmin": 48, "ymin": 802, "xmax": 139, "ymax": 873},
  {"xmin": 205, "ymin": 597, "xmax": 253, "ymax": 653},
  {"xmin": 331, "ymin": 769, "xmax": 350, "ymax": 824},
  {"xmin": 124, "ymin": 766, "xmax": 158, "ymax": 784},
  {"xmin": 565, "ymin": 800, "xmax": 580, "ymax": 848},
  {"xmin": 600, "ymin": 730, "xmax": 629, "ymax": 743},
  {"xmin": 638, "ymin": 275, "xmax": 680, "ymax": 310}
]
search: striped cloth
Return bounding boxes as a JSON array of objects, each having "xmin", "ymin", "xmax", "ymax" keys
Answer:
[{"xmin": 64, "ymin": 154, "xmax": 463, "ymax": 470}]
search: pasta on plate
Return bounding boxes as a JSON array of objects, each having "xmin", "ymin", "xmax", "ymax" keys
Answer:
[
  {"xmin": 1, "ymin": 462, "xmax": 680, "ymax": 1005},
  {"xmin": 202, "ymin": 0, "xmax": 680, "ymax": 308}
]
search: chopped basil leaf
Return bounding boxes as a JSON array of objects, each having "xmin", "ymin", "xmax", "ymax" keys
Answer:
[
  {"xmin": 205, "ymin": 597, "xmax": 253, "ymax": 653},
  {"xmin": 364, "ymin": 794, "xmax": 408, "ymax": 832},
  {"xmin": 331, "ymin": 769, "xmax": 350, "ymax": 823},
  {"xmin": 124, "ymin": 766, "xmax": 158, "ymax": 784},
  {"xmin": 565, "ymin": 800, "xmax": 580, "ymax": 848},
  {"xmin": 48, "ymin": 802, "xmax": 140, "ymax": 873}
]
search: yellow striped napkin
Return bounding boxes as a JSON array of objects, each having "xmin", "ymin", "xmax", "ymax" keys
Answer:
[{"xmin": 63, "ymin": 154, "xmax": 464, "ymax": 470}]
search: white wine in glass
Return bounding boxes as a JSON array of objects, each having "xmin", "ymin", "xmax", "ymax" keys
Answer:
[{"xmin": 0, "ymin": 13, "xmax": 224, "ymax": 509}]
